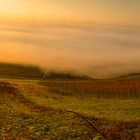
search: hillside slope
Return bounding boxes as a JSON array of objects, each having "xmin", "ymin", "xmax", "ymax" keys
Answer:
[
  {"xmin": 0, "ymin": 63, "xmax": 43, "ymax": 79},
  {"xmin": 0, "ymin": 63, "xmax": 91, "ymax": 80},
  {"xmin": 119, "ymin": 72, "xmax": 140, "ymax": 79}
]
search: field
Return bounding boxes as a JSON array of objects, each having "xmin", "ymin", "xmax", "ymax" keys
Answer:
[
  {"xmin": 0, "ymin": 80, "xmax": 140, "ymax": 140},
  {"xmin": 0, "ymin": 78, "xmax": 140, "ymax": 139}
]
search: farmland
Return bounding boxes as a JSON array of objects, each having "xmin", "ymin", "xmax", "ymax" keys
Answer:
[
  {"xmin": 43, "ymin": 80, "xmax": 140, "ymax": 99},
  {"xmin": 0, "ymin": 79, "xmax": 139, "ymax": 139},
  {"xmin": 0, "ymin": 63, "xmax": 140, "ymax": 139}
]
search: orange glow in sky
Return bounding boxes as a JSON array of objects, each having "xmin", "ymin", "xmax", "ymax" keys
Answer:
[
  {"xmin": 0, "ymin": 0, "xmax": 140, "ymax": 78},
  {"xmin": 0, "ymin": 0, "xmax": 140, "ymax": 26}
]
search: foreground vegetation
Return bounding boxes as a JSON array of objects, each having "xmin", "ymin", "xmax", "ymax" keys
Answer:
[
  {"xmin": 0, "ymin": 63, "xmax": 140, "ymax": 139},
  {"xmin": 0, "ymin": 79, "xmax": 140, "ymax": 139}
]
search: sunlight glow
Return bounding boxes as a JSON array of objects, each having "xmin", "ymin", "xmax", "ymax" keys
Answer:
[{"xmin": 0, "ymin": 0, "xmax": 140, "ymax": 26}]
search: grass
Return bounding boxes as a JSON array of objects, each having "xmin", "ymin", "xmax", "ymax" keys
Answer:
[
  {"xmin": 41, "ymin": 80, "xmax": 140, "ymax": 99},
  {"xmin": 0, "ymin": 81, "xmax": 90, "ymax": 139},
  {"xmin": 0, "ymin": 80, "xmax": 140, "ymax": 139},
  {"xmin": 0, "ymin": 63, "xmax": 140, "ymax": 139}
]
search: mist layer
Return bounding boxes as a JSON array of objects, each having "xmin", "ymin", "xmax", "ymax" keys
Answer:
[{"xmin": 0, "ymin": 24, "xmax": 140, "ymax": 78}]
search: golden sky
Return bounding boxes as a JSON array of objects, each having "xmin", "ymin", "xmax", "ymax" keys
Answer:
[
  {"xmin": 0, "ymin": 1, "xmax": 140, "ymax": 78},
  {"xmin": 0, "ymin": 0, "xmax": 140, "ymax": 26}
]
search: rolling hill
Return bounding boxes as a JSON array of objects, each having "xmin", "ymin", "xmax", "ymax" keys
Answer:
[
  {"xmin": 0, "ymin": 63, "xmax": 91, "ymax": 80},
  {"xmin": 0, "ymin": 63, "xmax": 44, "ymax": 79},
  {"xmin": 119, "ymin": 72, "xmax": 140, "ymax": 79}
]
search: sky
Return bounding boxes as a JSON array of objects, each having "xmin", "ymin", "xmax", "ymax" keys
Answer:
[
  {"xmin": 0, "ymin": 1, "xmax": 140, "ymax": 78},
  {"xmin": 0, "ymin": 0, "xmax": 140, "ymax": 26}
]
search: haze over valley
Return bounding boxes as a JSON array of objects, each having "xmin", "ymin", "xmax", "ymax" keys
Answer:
[{"xmin": 0, "ymin": 24, "xmax": 140, "ymax": 78}]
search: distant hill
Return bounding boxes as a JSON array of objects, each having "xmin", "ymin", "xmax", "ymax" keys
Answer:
[
  {"xmin": 42, "ymin": 72, "xmax": 91, "ymax": 80},
  {"xmin": 118, "ymin": 72, "xmax": 140, "ymax": 79},
  {"xmin": 0, "ymin": 63, "xmax": 43, "ymax": 79},
  {"xmin": 0, "ymin": 63, "xmax": 139, "ymax": 80},
  {"xmin": 0, "ymin": 63, "xmax": 91, "ymax": 80}
]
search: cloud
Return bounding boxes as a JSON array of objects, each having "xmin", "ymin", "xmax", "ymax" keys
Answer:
[{"xmin": 0, "ymin": 24, "xmax": 140, "ymax": 78}]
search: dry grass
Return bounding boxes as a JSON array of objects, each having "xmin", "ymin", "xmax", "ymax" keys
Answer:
[
  {"xmin": 42, "ymin": 79, "xmax": 140, "ymax": 99},
  {"xmin": 0, "ymin": 80, "xmax": 140, "ymax": 139}
]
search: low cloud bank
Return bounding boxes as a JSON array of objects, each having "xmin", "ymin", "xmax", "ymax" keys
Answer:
[{"xmin": 0, "ymin": 24, "xmax": 140, "ymax": 78}]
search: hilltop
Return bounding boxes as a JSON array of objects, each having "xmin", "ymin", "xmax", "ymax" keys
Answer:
[
  {"xmin": 0, "ymin": 63, "xmax": 43, "ymax": 79},
  {"xmin": 0, "ymin": 63, "xmax": 91, "ymax": 80},
  {"xmin": 118, "ymin": 72, "xmax": 140, "ymax": 79}
]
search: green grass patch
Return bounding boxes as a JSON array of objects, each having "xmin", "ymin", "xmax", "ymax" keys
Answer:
[{"xmin": 0, "ymin": 80, "xmax": 140, "ymax": 139}]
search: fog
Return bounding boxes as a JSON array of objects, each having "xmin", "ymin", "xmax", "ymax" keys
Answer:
[{"xmin": 0, "ymin": 24, "xmax": 140, "ymax": 78}]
